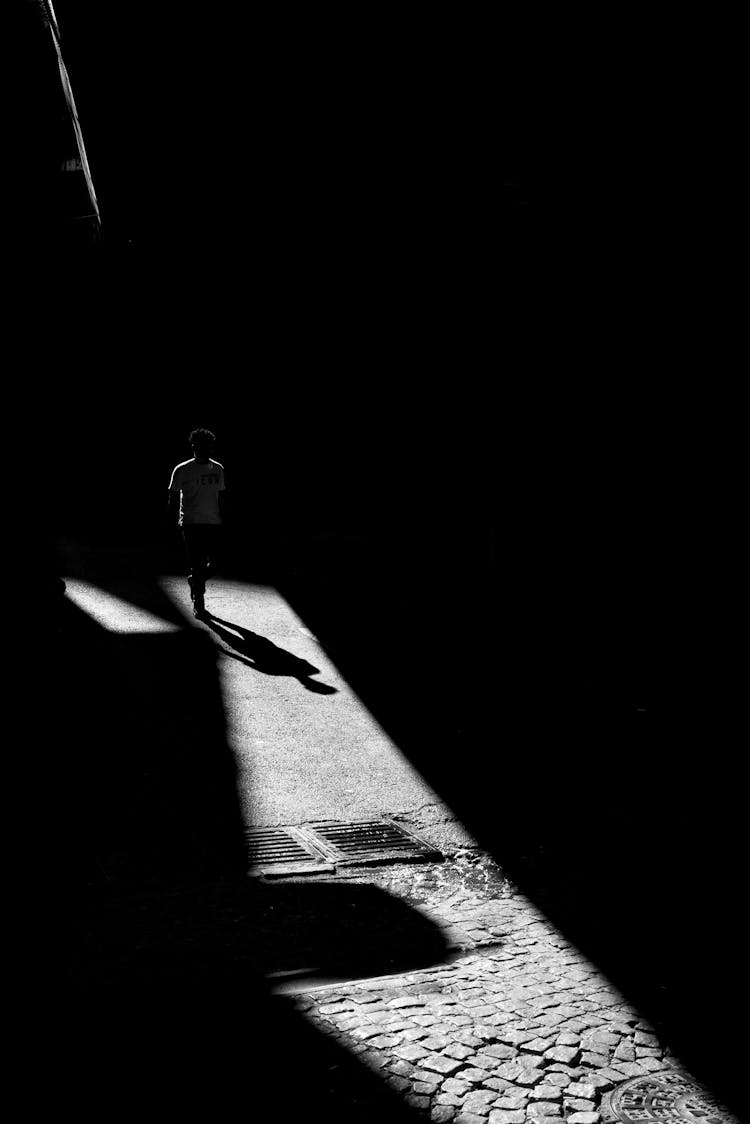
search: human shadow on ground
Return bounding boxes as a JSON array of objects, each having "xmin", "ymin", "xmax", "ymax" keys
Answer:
[{"xmin": 203, "ymin": 614, "xmax": 338, "ymax": 694}]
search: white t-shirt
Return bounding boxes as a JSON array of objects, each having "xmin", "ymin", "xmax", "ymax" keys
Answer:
[{"xmin": 169, "ymin": 458, "xmax": 225, "ymax": 526}]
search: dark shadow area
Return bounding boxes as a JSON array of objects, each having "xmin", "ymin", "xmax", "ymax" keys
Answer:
[
  {"xmin": 72, "ymin": 878, "xmax": 450, "ymax": 988},
  {"xmin": 204, "ymin": 615, "xmax": 338, "ymax": 694},
  {"xmin": 43, "ymin": 971, "xmax": 419, "ymax": 1122},
  {"xmin": 24, "ymin": 563, "xmax": 429, "ymax": 1121}
]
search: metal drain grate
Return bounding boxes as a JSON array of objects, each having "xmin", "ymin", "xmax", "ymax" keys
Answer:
[
  {"xmin": 245, "ymin": 820, "xmax": 442, "ymax": 877},
  {"xmin": 245, "ymin": 827, "xmax": 334, "ymax": 877},
  {"xmin": 302, "ymin": 819, "xmax": 442, "ymax": 866}
]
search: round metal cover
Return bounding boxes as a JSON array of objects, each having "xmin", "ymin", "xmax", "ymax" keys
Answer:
[{"xmin": 604, "ymin": 1070, "xmax": 739, "ymax": 1124}]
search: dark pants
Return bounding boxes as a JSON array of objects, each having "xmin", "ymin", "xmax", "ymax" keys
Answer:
[{"xmin": 182, "ymin": 525, "xmax": 223, "ymax": 598}]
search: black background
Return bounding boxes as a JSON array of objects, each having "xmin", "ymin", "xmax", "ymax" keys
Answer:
[{"xmin": 17, "ymin": 5, "xmax": 746, "ymax": 1119}]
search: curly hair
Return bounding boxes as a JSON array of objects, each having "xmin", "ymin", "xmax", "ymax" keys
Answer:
[{"xmin": 189, "ymin": 428, "xmax": 216, "ymax": 451}]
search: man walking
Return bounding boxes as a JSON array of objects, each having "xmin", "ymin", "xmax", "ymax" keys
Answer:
[{"xmin": 168, "ymin": 428, "xmax": 226, "ymax": 618}]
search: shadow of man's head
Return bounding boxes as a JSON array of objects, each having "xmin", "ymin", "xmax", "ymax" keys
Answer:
[{"xmin": 299, "ymin": 677, "xmax": 338, "ymax": 695}]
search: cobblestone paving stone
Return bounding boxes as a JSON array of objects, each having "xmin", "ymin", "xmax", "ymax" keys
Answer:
[{"xmin": 283, "ymin": 855, "xmax": 739, "ymax": 1122}]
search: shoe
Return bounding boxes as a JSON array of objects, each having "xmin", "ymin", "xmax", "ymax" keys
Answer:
[{"xmin": 193, "ymin": 599, "xmax": 207, "ymax": 619}]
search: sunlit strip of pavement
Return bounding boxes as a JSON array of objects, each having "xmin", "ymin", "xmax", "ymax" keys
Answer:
[{"xmin": 158, "ymin": 577, "xmax": 451, "ymax": 833}]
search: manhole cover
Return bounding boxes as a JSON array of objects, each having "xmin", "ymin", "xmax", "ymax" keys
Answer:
[
  {"xmin": 604, "ymin": 1070, "xmax": 739, "ymax": 1124},
  {"xmin": 244, "ymin": 827, "xmax": 333, "ymax": 876},
  {"xmin": 302, "ymin": 819, "xmax": 442, "ymax": 866}
]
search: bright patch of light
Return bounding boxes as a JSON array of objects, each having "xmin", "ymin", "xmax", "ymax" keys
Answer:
[{"xmin": 64, "ymin": 579, "xmax": 182, "ymax": 633}]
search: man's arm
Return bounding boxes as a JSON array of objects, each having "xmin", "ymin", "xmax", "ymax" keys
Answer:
[
  {"xmin": 218, "ymin": 466, "xmax": 228, "ymax": 522},
  {"xmin": 167, "ymin": 465, "xmax": 181, "ymax": 527},
  {"xmin": 167, "ymin": 490, "xmax": 179, "ymax": 526}
]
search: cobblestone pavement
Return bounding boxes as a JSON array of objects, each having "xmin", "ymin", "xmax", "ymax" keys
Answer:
[{"xmin": 280, "ymin": 855, "xmax": 740, "ymax": 1123}]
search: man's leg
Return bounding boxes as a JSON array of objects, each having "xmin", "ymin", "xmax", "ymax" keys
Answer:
[
  {"xmin": 182, "ymin": 527, "xmax": 208, "ymax": 613},
  {"xmin": 193, "ymin": 528, "xmax": 210, "ymax": 615},
  {"xmin": 204, "ymin": 526, "xmax": 223, "ymax": 583},
  {"xmin": 182, "ymin": 528, "xmax": 195, "ymax": 599}
]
